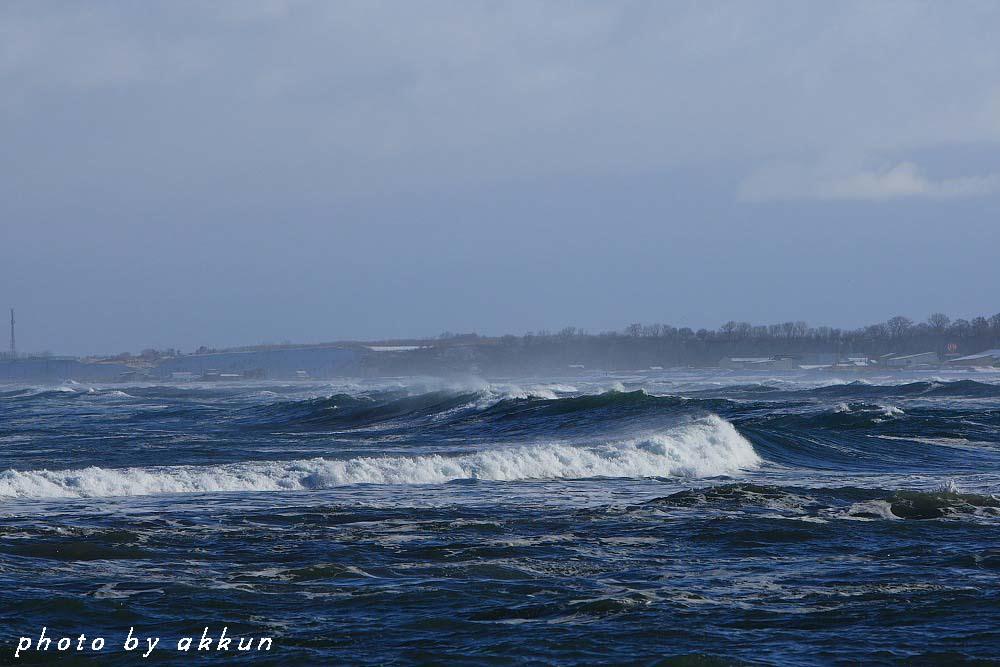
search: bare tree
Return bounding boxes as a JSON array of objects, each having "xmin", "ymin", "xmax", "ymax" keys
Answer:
[
  {"xmin": 927, "ymin": 313, "xmax": 951, "ymax": 332},
  {"xmin": 886, "ymin": 316, "xmax": 913, "ymax": 338}
]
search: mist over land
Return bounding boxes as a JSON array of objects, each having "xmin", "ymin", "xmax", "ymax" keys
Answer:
[{"xmin": 4, "ymin": 310, "xmax": 999, "ymax": 382}]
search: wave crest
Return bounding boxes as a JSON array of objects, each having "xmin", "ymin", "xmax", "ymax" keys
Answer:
[{"xmin": 0, "ymin": 415, "xmax": 757, "ymax": 499}]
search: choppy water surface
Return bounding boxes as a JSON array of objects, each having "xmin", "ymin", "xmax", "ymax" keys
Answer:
[{"xmin": 1, "ymin": 371, "xmax": 998, "ymax": 664}]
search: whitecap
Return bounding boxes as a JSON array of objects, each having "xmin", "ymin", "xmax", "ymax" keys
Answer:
[{"xmin": 0, "ymin": 415, "xmax": 758, "ymax": 499}]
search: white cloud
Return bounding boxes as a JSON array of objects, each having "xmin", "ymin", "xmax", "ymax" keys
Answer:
[{"xmin": 740, "ymin": 161, "xmax": 1000, "ymax": 202}]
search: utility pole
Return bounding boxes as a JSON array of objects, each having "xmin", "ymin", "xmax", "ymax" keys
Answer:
[{"xmin": 9, "ymin": 308, "xmax": 14, "ymax": 360}]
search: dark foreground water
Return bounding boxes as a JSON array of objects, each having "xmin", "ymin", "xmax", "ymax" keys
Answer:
[{"xmin": 1, "ymin": 371, "xmax": 998, "ymax": 665}]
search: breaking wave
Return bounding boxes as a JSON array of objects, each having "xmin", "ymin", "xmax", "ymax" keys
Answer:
[
  {"xmin": 245, "ymin": 388, "xmax": 736, "ymax": 433},
  {"xmin": 805, "ymin": 379, "xmax": 1000, "ymax": 399},
  {"xmin": 0, "ymin": 415, "xmax": 758, "ymax": 499}
]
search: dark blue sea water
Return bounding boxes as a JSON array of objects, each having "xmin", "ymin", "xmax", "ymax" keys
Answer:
[{"xmin": 1, "ymin": 371, "xmax": 999, "ymax": 665}]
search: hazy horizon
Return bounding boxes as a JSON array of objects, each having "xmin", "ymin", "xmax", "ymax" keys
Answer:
[
  {"xmin": 3, "ymin": 2, "xmax": 999, "ymax": 356},
  {"xmin": 6, "ymin": 306, "xmax": 1000, "ymax": 359}
]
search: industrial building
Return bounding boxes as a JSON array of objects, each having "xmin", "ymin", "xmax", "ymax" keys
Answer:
[
  {"xmin": 948, "ymin": 349, "xmax": 1000, "ymax": 367},
  {"xmin": 882, "ymin": 352, "xmax": 939, "ymax": 368},
  {"xmin": 718, "ymin": 356, "xmax": 800, "ymax": 370}
]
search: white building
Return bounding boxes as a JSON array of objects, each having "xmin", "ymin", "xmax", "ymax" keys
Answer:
[
  {"xmin": 948, "ymin": 349, "xmax": 1000, "ymax": 367},
  {"xmin": 719, "ymin": 356, "xmax": 799, "ymax": 370},
  {"xmin": 884, "ymin": 352, "xmax": 938, "ymax": 368}
]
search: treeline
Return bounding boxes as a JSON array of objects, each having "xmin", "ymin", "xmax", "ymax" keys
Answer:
[
  {"xmin": 93, "ymin": 311, "xmax": 1000, "ymax": 374},
  {"xmin": 365, "ymin": 312, "xmax": 1000, "ymax": 374},
  {"xmin": 610, "ymin": 312, "xmax": 1000, "ymax": 358}
]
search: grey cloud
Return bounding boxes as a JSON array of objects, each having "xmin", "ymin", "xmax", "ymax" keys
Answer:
[{"xmin": 3, "ymin": 1, "xmax": 1000, "ymax": 202}]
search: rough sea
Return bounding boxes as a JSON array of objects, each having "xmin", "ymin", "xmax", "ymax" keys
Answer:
[{"xmin": 1, "ymin": 370, "xmax": 998, "ymax": 665}]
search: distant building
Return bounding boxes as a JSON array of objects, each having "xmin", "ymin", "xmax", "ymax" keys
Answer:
[
  {"xmin": 799, "ymin": 352, "xmax": 867, "ymax": 365},
  {"xmin": 948, "ymin": 349, "xmax": 1000, "ymax": 367},
  {"xmin": 719, "ymin": 356, "xmax": 799, "ymax": 371},
  {"xmin": 883, "ymin": 352, "xmax": 938, "ymax": 368}
]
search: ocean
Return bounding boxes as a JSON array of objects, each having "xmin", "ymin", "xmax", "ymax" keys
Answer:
[{"xmin": 1, "ymin": 371, "xmax": 998, "ymax": 665}]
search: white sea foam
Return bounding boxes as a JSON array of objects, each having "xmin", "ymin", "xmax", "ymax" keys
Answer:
[
  {"xmin": 94, "ymin": 390, "xmax": 135, "ymax": 400},
  {"xmin": 842, "ymin": 500, "xmax": 899, "ymax": 521},
  {"xmin": 381, "ymin": 379, "xmax": 567, "ymax": 406},
  {"xmin": 0, "ymin": 415, "xmax": 758, "ymax": 500},
  {"xmin": 938, "ymin": 479, "xmax": 961, "ymax": 494},
  {"xmin": 873, "ymin": 435, "xmax": 980, "ymax": 450},
  {"xmin": 832, "ymin": 402, "xmax": 903, "ymax": 418},
  {"xmin": 477, "ymin": 384, "xmax": 560, "ymax": 402}
]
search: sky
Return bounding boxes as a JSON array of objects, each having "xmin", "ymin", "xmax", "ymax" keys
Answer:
[{"xmin": 2, "ymin": 1, "xmax": 999, "ymax": 355}]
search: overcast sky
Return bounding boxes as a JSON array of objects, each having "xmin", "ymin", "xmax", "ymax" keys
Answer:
[{"xmin": 2, "ymin": 1, "xmax": 999, "ymax": 355}]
